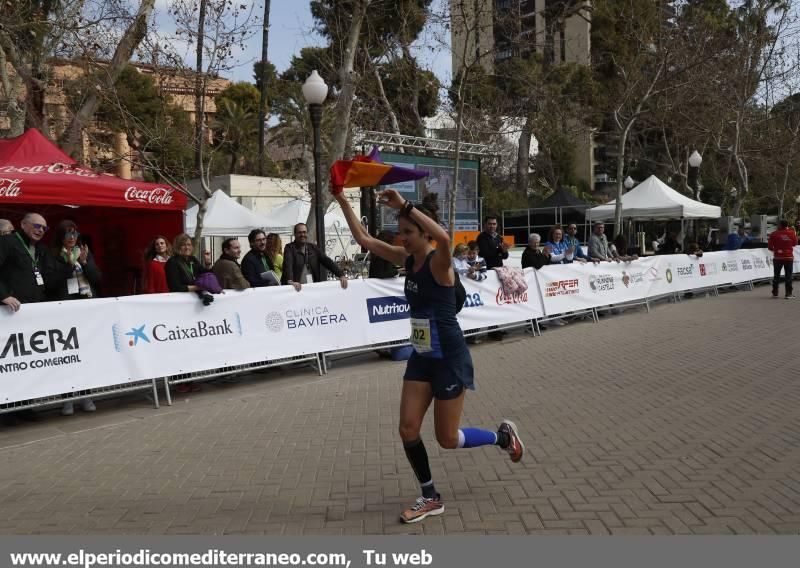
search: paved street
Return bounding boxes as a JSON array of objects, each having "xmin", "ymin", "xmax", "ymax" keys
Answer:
[{"xmin": 1, "ymin": 286, "xmax": 799, "ymax": 535}]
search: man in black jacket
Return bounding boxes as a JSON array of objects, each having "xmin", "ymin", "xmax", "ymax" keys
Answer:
[
  {"xmin": 477, "ymin": 216, "xmax": 509, "ymax": 269},
  {"xmin": 241, "ymin": 229, "xmax": 278, "ymax": 287},
  {"xmin": 281, "ymin": 223, "xmax": 347, "ymax": 291},
  {"xmin": 0, "ymin": 212, "xmax": 69, "ymax": 313}
]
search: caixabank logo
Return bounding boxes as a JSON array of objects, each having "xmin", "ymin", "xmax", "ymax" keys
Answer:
[
  {"xmin": 112, "ymin": 314, "xmax": 242, "ymax": 351},
  {"xmin": 366, "ymin": 296, "xmax": 410, "ymax": 323},
  {"xmin": 264, "ymin": 305, "xmax": 348, "ymax": 332},
  {"xmin": 0, "ymin": 327, "xmax": 82, "ymax": 373}
]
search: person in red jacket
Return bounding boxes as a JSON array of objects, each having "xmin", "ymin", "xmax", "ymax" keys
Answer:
[
  {"xmin": 768, "ymin": 219, "xmax": 798, "ymax": 299},
  {"xmin": 142, "ymin": 236, "xmax": 172, "ymax": 294}
]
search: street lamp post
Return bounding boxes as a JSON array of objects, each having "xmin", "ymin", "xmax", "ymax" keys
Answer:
[
  {"xmin": 688, "ymin": 150, "xmax": 703, "ymax": 197},
  {"xmin": 302, "ymin": 70, "xmax": 328, "ymax": 248},
  {"xmin": 623, "ymin": 176, "xmax": 635, "ymax": 190},
  {"xmin": 687, "ymin": 151, "xmax": 702, "ymax": 240}
]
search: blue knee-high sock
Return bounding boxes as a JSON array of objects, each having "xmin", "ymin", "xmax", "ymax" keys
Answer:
[{"xmin": 457, "ymin": 428, "xmax": 498, "ymax": 448}]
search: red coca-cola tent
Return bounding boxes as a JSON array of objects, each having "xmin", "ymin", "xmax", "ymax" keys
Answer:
[{"xmin": 0, "ymin": 129, "xmax": 188, "ymax": 296}]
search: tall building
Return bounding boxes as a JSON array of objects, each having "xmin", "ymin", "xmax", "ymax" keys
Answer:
[{"xmin": 450, "ymin": 0, "xmax": 594, "ymax": 190}]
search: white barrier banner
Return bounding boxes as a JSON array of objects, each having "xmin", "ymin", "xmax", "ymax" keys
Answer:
[
  {"xmin": 357, "ymin": 271, "xmax": 545, "ymax": 344},
  {"xmin": 0, "ymin": 298, "xmax": 122, "ymax": 403},
  {"xmin": 1, "ymin": 248, "xmax": 795, "ymax": 404},
  {"xmin": 535, "ymin": 258, "xmax": 657, "ymax": 315}
]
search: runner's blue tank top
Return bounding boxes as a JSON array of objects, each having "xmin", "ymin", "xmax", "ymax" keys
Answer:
[{"xmin": 404, "ymin": 251, "xmax": 468, "ymax": 359}]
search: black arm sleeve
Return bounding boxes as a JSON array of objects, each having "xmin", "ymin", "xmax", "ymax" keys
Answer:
[
  {"xmin": 242, "ymin": 253, "xmax": 269, "ymax": 288},
  {"xmin": 319, "ymin": 251, "xmax": 343, "ymax": 278},
  {"xmin": 83, "ymin": 252, "xmax": 102, "ymax": 290},
  {"xmin": 281, "ymin": 245, "xmax": 295, "ymax": 284},
  {"xmin": 41, "ymin": 251, "xmax": 76, "ymax": 297},
  {"xmin": 477, "ymin": 233, "xmax": 494, "ymax": 261},
  {"xmin": 165, "ymin": 258, "xmax": 189, "ymax": 292}
]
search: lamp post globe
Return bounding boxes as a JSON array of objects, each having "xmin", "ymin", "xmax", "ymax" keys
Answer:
[
  {"xmin": 302, "ymin": 70, "xmax": 328, "ymax": 105},
  {"xmin": 688, "ymin": 150, "xmax": 703, "ymax": 168},
  {"xmin": 303, "ymin": 70, "xmax": 328, "ymax": 249},
  {"xmin": 624, "ymin": 176, "xmax": 635, "ymax": 190}
]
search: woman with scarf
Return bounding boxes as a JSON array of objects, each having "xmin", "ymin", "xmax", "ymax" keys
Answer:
[{"xmin": 44, "ymin": 220, "xmax": 101, "ymax": 415}]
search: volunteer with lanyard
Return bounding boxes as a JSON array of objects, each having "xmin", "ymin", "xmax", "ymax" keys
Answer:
[
  {"xmin": 164, "ymin": 233, "xmax": 211, "ymax": 293},
  {"xmin": 0, "ymin": 212, "xmax": 70, "ymax": 312},
  {"xmin": 332, "ymin": 187, "xmax": 525, "ymax": 524},
  {"xmin": 241, "ymin": 229, "xmax": 279, "ymax": 287},
  {"xmin": 280, "ymin": 222, "xmax": 347, "ymax": 291},
  {"xmin": 44, "ymin": 220, "xmax": 102, "ymax": 301}
]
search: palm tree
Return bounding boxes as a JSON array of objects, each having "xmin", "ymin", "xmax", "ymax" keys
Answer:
[{"xmin": 213, "ymin": 99, "xmax": 258, "ymax": 174}]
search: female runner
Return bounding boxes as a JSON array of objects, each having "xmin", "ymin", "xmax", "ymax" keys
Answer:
[{"xmin": 333, "ymin": 188, "xmax": 524, "ymax": 523}]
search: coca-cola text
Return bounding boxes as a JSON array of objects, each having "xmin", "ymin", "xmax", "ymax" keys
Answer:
[
  {"xmin": 0, "ymin": 178, "xmax": 22, "ymax": 198},
  {"xmin": 496, "ymin": 288, "xmax": 528, "ymax": 305},
  {"xmin": 0, "ymin": 163, "xmax": 99, "ymax": 178},
  {"xmin": 124, "ymin": 187, "xmax": 175, "ymax": 206}
]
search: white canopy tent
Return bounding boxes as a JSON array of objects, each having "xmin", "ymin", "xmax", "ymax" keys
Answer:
[
  {"xmin": 587, "ymin": 175, "xmax": 721, "ymax": 221},
  {"xmin": 184, "ymin": 190, "xmax": 272, "ymax": 236},
  {"xmin": 261, "ymin": 199, "xmax": 350, "ymax": 232}
]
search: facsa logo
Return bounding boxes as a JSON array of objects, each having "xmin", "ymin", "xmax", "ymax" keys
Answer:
[{"xmin": 367, "ymin": 296, "xmax": 410, "ymax": 323}]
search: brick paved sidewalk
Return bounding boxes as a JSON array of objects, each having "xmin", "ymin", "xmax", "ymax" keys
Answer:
[{"xmin": 0, "ymin": 288, "xmax": 798, "ymax": 535}]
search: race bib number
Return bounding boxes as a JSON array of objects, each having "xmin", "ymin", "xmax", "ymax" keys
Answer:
[{"xmin": 410, "ymin": 317, "xmax": 432, "ymax": 353}]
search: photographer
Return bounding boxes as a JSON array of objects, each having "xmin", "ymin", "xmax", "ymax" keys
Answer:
[{"xmin": 165, "ymin": 233, "xmax": 214, "ymax": 305}]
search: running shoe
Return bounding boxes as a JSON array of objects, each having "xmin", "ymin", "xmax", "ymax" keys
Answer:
[
  {"xmin": 400, "ymin": 496, "xmax": 444, "ymax": 524},
  {"xmin": 499, "ymin": 419, "xmax": 525, "ymax": 463},
  {"xmin": 787, "ymin": 294, "xmax": 796, "ymax": 299}
]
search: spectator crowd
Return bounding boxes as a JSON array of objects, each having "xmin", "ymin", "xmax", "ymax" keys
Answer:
[{"xmin": 2, "ymin": 212, "xmax": 797, "ymax": 418}]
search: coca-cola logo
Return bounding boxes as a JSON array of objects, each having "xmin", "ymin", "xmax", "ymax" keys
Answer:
[
  {"xmin": 0, "ymin": 177, "xmax": 22, "ymax": 198},
  {"xmin": 0, "ymin": 163, "xmax": 100, "ymax": 178},
  {"xmin": 124, "ymin": 187, "xmax": 175, "ymax": 206},
  {"xmin": 496, "ymin": 288, "xmax": 528, "ymax": 305}
]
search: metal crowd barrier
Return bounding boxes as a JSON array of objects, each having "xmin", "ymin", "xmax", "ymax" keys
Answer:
[{"xmin": 1, "ymin": 271, "xmax": 786, "ymax": 417}]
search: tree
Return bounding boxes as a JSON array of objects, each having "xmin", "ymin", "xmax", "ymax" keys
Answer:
[
  {"xmin": 164, "ymin": 0, "xmax": 259, "ymax": 240},
  {"xmin": 0, "ymin": 0, "xmax": 157, "ymax": 138},
  {"xmin": 301, "ymin": 0, "xmax": 371, "ymax": 244},
  {"xmin": 592, "ymin": 0, "xmax": 688, "ymax": 235},
  {"xmin": 707, "ymin": 0, "xmax": 794, "ymax": 217},
  {"xmin": 443, "ymin": 0, "xmax": 496, "ymax": 244},
  {"xmin": 59, "ymin": 0, "xmax": 156, "ymax": 156},
  {"xmin": 258, "ymin": 0, "xmax": 272, "ymax": 176},
  {"xmin": 89, "ymin": 65, "xmax": 194, "ymax": 183}
]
